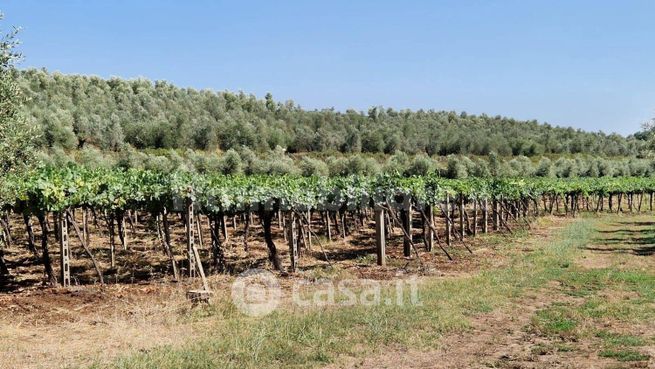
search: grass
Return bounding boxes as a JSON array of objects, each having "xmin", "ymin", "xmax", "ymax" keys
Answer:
[
  {"xmin": 525, "ymin": 214, "xmax": 655, "ymax": 365},
  {"xmin": 599, "ymin": 349, "xmax": 650, "ymax": 362},
  {"xmin": 92, "ymin": 213, "xmax": 655, "ymax": 368},
  {"xmin": 530, "ymin": 303, "xmax": 580, "ymax": 340},
  {"xmin": 92, "ymin": 216, "xmax": 600, "ymax": 369},
  {"xmin": 595, "ymin": 330, "xmax": 646, "ymax": 347}
]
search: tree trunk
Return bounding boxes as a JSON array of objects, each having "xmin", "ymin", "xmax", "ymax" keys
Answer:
[
  {"xmin": 37, "ymin": 213, "xmax": 57, "ymax": 286},
  {"xmin": 117, "ymin": 211, "xmax": 127, "ymax": 250},
  {"xmin": 243, "ymin": 211, "xmax": 251, "ymax": 252},
  {"xmin": 108, "ymin": 214, "xmax": 116, "ymax": 268},
  {"xmin": 83, "ymin": 208, "xmax": 90, "ymax": 247},
  {"xmin": 261, "ymin": 210, "xmax": 282, "ymax": 270},
  {"xmin": 157, "ymin": 212, "xmax": 179, "ymax": 280},
  {"xmin": 0, "ymin": 212, "xmax": 12, "ymax": 247},
  {"xmin": 23, "ymin": 213, "xmax": 40, "ymax": 259},
  {"xmin": 209, "ymin": 214, "xmax": 226, "ymax": 273},
  {"xmin": 401, "ymin": 208, "xmax": 412, "ymax": 257},
  {"xmin": 66, "ymin": 210, "xmax": 104, "ymax": 284}
]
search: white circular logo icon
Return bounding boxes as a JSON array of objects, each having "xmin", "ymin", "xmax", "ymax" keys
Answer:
[{"xmin": 231, "ymin": 269, "xmax": 281, "ymax": 317}]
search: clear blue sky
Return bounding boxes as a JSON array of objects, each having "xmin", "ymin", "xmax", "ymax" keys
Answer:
[{"xmin": 3, "ymin": 0, "xmax": 654, "ymax": 135}]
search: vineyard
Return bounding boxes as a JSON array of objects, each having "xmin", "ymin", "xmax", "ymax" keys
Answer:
[{"xmin": 1, "ymin": 165, "xmax": 653, "ymax": 292}]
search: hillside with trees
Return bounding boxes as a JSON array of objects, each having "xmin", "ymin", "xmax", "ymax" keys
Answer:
[{"xmin": 17, "ymin": 69, "xmax": 644, "ymax": 157}]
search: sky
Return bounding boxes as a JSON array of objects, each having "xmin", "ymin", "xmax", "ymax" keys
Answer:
[{"xmin": 3, "ymin": 0, "xmax": 655, "ymax": 136}]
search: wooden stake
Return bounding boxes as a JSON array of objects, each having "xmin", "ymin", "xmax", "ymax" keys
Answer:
[
  {"xmin": 483, "ymin": 198, "xmax": 488, "ymax": 234},
  {"xmin": 306, "ymin": 210, "xmax": 312, "ymax": 251},
  {"xmin": 37, "ymin": 213, "xmax": 57, "ymax": 286},
  {"xmin": 59, "ymin": 212, "xmax": 71, "ymax": 287},
  {"xmin": 159, "ymin": 208, "xmax": 179, "ymax": 280},
  {"xmin": 286, "ymin": 212, "xmax": 299, "ymax": 272},
  {"xmin": 374, "ymin": 207, "xmax": 386, "ymax": 266},
  {"xmin": 196, "ymin": 214, "xmax": 205, "ymax": 249},
  {"xmin": 459, "ymin": 195, "xmax": 465, "ymax": 239},
  {"xmin": 401, "ymin": 208, "xmax": 412, "ymax": 257},
  {"xmin": 425, "ymin": 205, "xmax": 434, "ymax": 251},
  {"xmin": 445, "ymin": 195, "xmax": 451, "ymax": 246},
  {"xmin": 108, "ymin": 213, "xmax": 116, "ymax": 268},
  {"xmin": 23, "ymin": 213, "xmax": 39, "ymax": 259},
  {"xmin": 472, "ymin": 199, "xmax": 478, "ymax": 236},
  {"xmin": 222, "ymin": 214, "xmax": 229, "ymax": 242},
  {"xmin": 326, "ymin": 211, "xmax": 332, "ymax": 241},
  {"xmin": 493, "ymin": 198, "xmax": 499, "ymax": 231},
  {"xmin": 118, "ymin": 212, "xmax": 128, "ymax": 250},
  {"xmin": 186, "ymin": 198, "xmax": 197, "ymax": 278}
]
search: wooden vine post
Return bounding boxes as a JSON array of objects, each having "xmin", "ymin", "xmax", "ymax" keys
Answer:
[
  {"xmin": 425, "ymin": 205, "xmax": 434, "ymax": 251},
  {"xmin": 59, "ymin": 212, "xmax": 71, "ymax": 287},
  {"xmin": 445, "ymin": 195, "xmax": 452, "ymax": 246},
  {"xmin": 23, "ymin": 213, "xmax": 38, "ymax": 258},
  {"xmin": 483, "ymin": 198, "xmax": 488, "ymax": 233},
  {"xmin": 196, "ymin": 214, "xmax": 205, "ymax": 249},
  {"xmin": 118, "ymin": 214, "xmax": 128, "ymax": 250},
  {"xmin": 305, "ymin": 210, "xmax": 312, "ymax": 250},
  {"xmin": 326, "ymin": 211, "xmax": 333, "ymax": 241},
  {"xmin": 108, "ymin": 212, "xmax": 116, "ymax": 268},
  {"xmin": 472, "ymin": 199, "xmax": 478, "ymax": 236},
  {"xmin": 374, "ymin": 206, "xmax": 386, "ymax": 266},
  {"xmin": 492, "ymin": 197, "xmax": 499, "ymax": 231},
  {"xmin": 221, "ymin": 215, "xmax": 229, "ymax": 242},
  {"xmin": 401, "ymin": 207, "xmax": 412, "ymax": 257},
  {"xmin": 82, "ymin": 208, "xmax": 89, "ymax": 246},
  {"xmin": 184, "ymin": 193, "xmax": 211, "ymax": 303},
  {"xmin": 186, "ymin": 197, "xmax": 197, "ymax": 278},
  {"xmin": 287, "ymin": 212, "xmax": 299, "ymax": 273},
  {"xmin": 209, "ymin": 214, "xmax": 226, "ymax": 273},
  {"xmin": 459, "ymin": 195, "xmax": 465, "ymax": 239}
]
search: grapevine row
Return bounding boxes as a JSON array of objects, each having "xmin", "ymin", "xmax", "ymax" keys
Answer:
[
  {"xmin": 4, "ymin": 165, "xmax": 655, "ymax": 214},
  {"xmin": 0, "ymin": 164, "xmax": 653, "ymax": 289}
]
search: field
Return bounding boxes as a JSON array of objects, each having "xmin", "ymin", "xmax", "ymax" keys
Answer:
[
  {"xmin": 0, "ymin": 210, "xmax": 653, "ymax": 369},
  {"xmin": 2, "ymin": 4, "xmax": 655, "ymax": 368}
]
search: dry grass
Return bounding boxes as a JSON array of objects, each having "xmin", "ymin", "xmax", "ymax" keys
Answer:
[
  {"xmin": 0, "ymin": 284, "xmax": 206, "ymax": 369},
  {"xmin": 0, "ymin": 213, "xmax": 557, "ymax": 369},
  {"xmin": 6, "ymin": 213, "xmax": 654, "ymax": 368}
]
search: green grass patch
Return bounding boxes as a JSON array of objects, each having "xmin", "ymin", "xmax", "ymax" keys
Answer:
[
  {"xmin": 530, "ymin": 303, "xmax": 580, "ymax": 339},
  {"xmin": 595, "ymin": 330, "xmax": 646, "ymax": 347},
  {"xmin": 599, "ymin": 349, "xmax": 650, "ymax": 362}
]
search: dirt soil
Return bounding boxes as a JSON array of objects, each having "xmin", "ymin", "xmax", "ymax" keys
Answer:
[
  {"xmin": 0, "ymin": 210, "xmax": 509, "ymax": 369},
  {"xmin": 2, "ymin": 212, "xmax": 652, "ymax": 368}
]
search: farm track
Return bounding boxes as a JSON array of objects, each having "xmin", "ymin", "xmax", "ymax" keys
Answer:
[{"xmin": 330, "ymin": 214, "xmax": 655, "ymax": 369}]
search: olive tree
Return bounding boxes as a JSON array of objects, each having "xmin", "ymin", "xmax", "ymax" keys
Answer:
[{"xmin": 0, "ymin": 16, "xmax": 38, "ymax": 276}]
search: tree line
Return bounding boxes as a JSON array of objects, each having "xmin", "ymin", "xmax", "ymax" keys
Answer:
[
  {"xmin": 17, "ymin": 68, "xmax": 645, "ymax": 157},
  {"xmin": 39, "ymin": 145, "xmax": 655, "ymax": 179}
]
